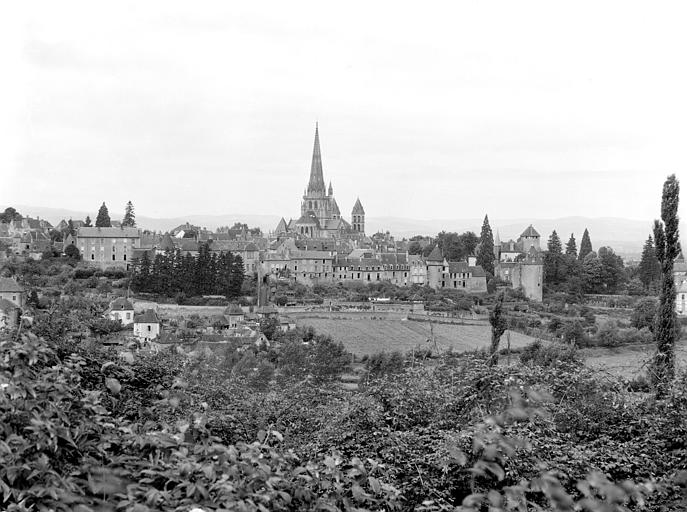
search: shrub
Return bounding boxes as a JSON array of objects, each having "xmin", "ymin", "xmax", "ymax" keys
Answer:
[{"xmin": 520, "ymin": 340, "xmax": 582, "ymax": 367}]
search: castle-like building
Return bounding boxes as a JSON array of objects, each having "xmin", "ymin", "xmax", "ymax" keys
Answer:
[{"xmin": 274, "ymin": 124, "xmax": 365, "ymax": 239}]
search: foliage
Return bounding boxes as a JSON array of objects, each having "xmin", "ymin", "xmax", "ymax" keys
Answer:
[
  {"xmin": 519, "ymin": 339, "xmax": 581, "ymax": 366},
  {"xmin": 638, "ymin": 235, "xmax": 661, "ymax": 289},
  {"xmin": 122, "ymin": 200, "xmax": 136, "ymax": 227},
  {"xmin": 132, "ymin": 245, "xmax": 244, "ymax": 299},
  {"xmin": 632, "ymin": 296, "xmax": 658, "ymax": 332},
  {"xmin": 565, "ymin": 232, "xmax": 577, "ymax": 258},
  {"xmin": 95, "ymin": 202, "xmax": 111, "ymax": 227},
  {"xmin": 579, "ymin": 228, "xmax": 593, "ymax": 260},
  {"xmin": 476, "ymin": 214, "xmax": 495, "ymax": 276},
  {"xmin": 488, "ymin": 293, "xmax": 507, "ymax": 364},
  {"xmin": 64, "ymin": 244, "xmax": 81, "ymax": 260},
  {"xmin": 0, "ymin": 206, "xmax": 22, "ymax": 223},
  {"xmin": 650, "ymin": 174, "xmax": 680, "ymax": 395}
]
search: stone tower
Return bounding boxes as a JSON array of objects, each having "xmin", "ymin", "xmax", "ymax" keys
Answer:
[
  {"xmin": 352, "ymin": 197, "xmax": 365, "ymax": 234},
  {"xmin": 301, "ymin": 123, "xmax": 334, "ymax": 227}
]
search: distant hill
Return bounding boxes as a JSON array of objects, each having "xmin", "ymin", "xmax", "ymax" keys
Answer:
[{"xmin": 5, "ymin": 205, "xmax": 653, "ymax": 258}]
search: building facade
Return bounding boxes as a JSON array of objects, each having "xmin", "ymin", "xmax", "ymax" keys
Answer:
[{"xmin": 74, "ymin": 227, "xmax": 141, "ymax": 269}]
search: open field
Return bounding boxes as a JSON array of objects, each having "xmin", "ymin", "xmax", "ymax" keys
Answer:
[
  {"xmin": 582, "ymin": 340, "xmax": 687, "ymax": 379},
  {"xmin": 296, "ymin": 317, "xmax": 537, "ymax": 356}
]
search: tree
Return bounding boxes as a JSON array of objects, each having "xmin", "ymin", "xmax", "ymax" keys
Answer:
[
  {"xmin": 84, "ymin": 215, "xmax": 92, "ymax": 227},
  {"xmin": 0, "ymin": 207, "xmax": 22, "ymax": 223},
  {"xmin": 122, "ymin": 201, "xmax": 136, "ymax": 227},
  {"xmin": 638, "ymin": 235, "xmax": 661, "ymax": 289},
  {"xmin": 544, "ymin": 230, "xmax": 564, "ymax": 286},
  {"xmin": 598, "ymin": 246, "xmax": 626, "ymax": 293},
  {"xmin": 64, "ymin": 244, "xmax": 81, "ymax": 260},
  {"xmin": 565, "ymin": 233, "xmax": 577, "ymax": 258},
  {"xmin": 650, "ymin": 174, "xmax": 680, "ymax": 396},
  {"xmin": 476, "ymin": 214, "xmax": 495, "ymax": 275},
  {"xmin": 581, "ymin": 252, "xmax": 603, "ymax": 293},
  {"xmin": 407, "ymin": 241, "xmax": 423, "ymax": 255},
  {"xmin": 631, "ymin": 297, "xmax": 658, "ymax": 332},
  {"xmin": 488, "ymin": 293, "xmax": 507, "ymax": 366},
  {"xmin": 95, "ymin": 203, "xmax": 111, "ymax": 228},
  {"xmin": 66, "ymin": 219, "xmax": 76, "ymax": 237},
  {"xmin": 578, "ymin": 228, "xmax": 592, "ymax": 260}
]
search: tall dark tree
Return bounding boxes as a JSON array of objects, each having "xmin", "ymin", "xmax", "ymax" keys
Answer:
[
  {"xmin": 476, "ymin": 214, "xmax": 495, "ymax": 275},
  {"xmin": 597, "ymin": 246, "xmax": 626, "ymax": 293},
  {"xmin": 122, "ymin": 201, "xmax": 136, "ymax": 227},
  {"xmin": 578, "ymin": 228, "xmax": 592, "ymax": 260},
  {"xmin": 638, "ymin": 235, "xmax": 661, "ymax": 289},
  {"xmin": 565, "ymin": 233, "xmax": 577, "ymax": 258},
  {"xmin": 544, "ymin": 230, "xmax": 564, "ymax": 286},
  {"xmin": 95, "ymin": 203, "xmax": 111, "ymax": 228},
  {"xmin": 650, "ymin": 174, "xmax": 680, "ymax": 396},
  {"xmin": 84, "ymin": 215, "xmax": 92, "ymax": 227}
]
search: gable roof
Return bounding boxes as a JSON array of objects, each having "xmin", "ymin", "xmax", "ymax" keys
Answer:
[
  {"xmin": 109, "ymin": 297, "xmax": 134, "ymax": 311},
  {"xmin": 134, "ymin": 309, "xmax": 159, "ymax": 324},
  {"xmin": 0, "ymin": 298, "xmax": 19, "ymax": 312},
  {"xmin": 0, "ymin": 278, "xmax": 23, "ymax": 293}
]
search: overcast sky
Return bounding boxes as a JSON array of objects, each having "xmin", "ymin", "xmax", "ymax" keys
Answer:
[{"xmin": 2, "ymin": 1, "xmax": 687, "ymax": 223}]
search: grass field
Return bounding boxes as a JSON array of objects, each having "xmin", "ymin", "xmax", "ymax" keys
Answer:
[
  {"xmin": 296, "ymin": 317, "xmax": 537, "ymax": 356},
  {"xmin": 582, "ymin": 340, "xmax": 687, "ymax": 379}
]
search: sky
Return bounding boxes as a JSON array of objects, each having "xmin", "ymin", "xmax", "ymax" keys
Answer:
[{"xmin": 2, "ymin": 1, "xmax": 687, "ymax": 223}]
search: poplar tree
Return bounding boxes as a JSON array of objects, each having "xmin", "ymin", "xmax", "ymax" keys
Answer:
[
  {"xmin": 122, "ymin": 201, "xmax": 136, "ymax": 227},
  {"xmin": 565, "ymin": 233, "xmax": 577, "ymax": 258},
  {"xmin": 650, "ymin": 174, "xmax": 680, "ymax": 397},
  {"xmin": 578, "ymin": 228, "xmax": 593, "ymax": 260},
  {"xmin": 95, "ymin": 203, "xmax": 111, "ymax": 227},
  {"xmin": 476, "ymin": 214, "xmax": 495, "ymax": 275}
]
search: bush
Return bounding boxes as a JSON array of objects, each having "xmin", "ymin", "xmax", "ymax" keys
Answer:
[{"xmin": 520, "ymin": 340, "xmax": 582, "ymax": 367}]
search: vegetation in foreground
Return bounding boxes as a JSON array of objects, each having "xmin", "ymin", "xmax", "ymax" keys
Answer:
[{"xmin": 1, "ymin": 331, "xmax": 686, "ymax": 511}]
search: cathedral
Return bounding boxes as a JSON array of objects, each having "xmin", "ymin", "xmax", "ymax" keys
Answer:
[{"xmin": 274, "ymin": 124, "xmax": 365, "ymax": 239}]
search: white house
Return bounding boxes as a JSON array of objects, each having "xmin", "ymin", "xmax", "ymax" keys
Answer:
[
  {"xmin": 133, "ymin": 309, "xmax": 161, "ymax": 342},
  {"xmin": 107, "ymin": 297, "xmax": 135, "ymax": 326}
]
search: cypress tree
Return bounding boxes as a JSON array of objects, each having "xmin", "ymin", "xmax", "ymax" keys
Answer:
[
  {"xmin": 579, "ymin": 228, "xmax": 592, "ymax": 260},
  {"xmin": 122, "ymin": 201, "xmax": 136, "ymax": 227},
  {"xmin": 565, "ymin": 233, "xmax": 577, "ymax": 258},
  {"xmin": 650, "ymin": 174, "xmax": 680, "ymax": 397},
  {"xmin": 84, "ymin": 215, "xmax": 92, "ymax": 227},
  {"xmin": 638, "ymin": 235, "xmax": 661, "ymax": 288},
  {"xmin": 476, "ymin": 214, "xmax": 495, "ymax": 275},
  {"xmin": 95, "ymin": 203, "xmax": 111, "ymax": 227},
  {"xmin": 66, "ymin": 219, "xmax": 76, "ymax": 237}
]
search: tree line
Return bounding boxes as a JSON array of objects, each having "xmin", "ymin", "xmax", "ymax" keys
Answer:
[{"xmin": 131, "ymin": 243, "xmax": 244, "ymax": 298}]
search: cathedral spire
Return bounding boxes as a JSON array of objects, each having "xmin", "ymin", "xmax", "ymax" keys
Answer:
[{"xmin": 307, "ymin": 123, "xmax": 326, "ymax": 195}]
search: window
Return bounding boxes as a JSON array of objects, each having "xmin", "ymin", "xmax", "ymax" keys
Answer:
[
  {"xmin": 123, "ymin": 254, "xmax": 126, "ymax": 261},
  {"xmin": 147, "ymin": 325, "xmax": 151, "ymax": 332},
  {"xmin": 112, "ymin": 255, "xmax": 115, "ymax": 261},
  {"xmin": 126, "ymin": 312, "xmax": 130, "ymax": 319},
  {"xmin": 91, "ymin": 254, "xmax": 94, "ymax": 260}
]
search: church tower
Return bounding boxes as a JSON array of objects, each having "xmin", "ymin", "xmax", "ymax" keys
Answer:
[
  {"xmin": 352, "ymin": 197, "xmax": 365, "ymax": 234},
  {"xmin": 301, "ymin": 123, "xmax": 334, "ymax": 228}
]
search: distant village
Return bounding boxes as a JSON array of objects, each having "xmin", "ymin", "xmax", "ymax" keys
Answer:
[{"xmin": 4, "ymin": 125, "xmax": 672, "ymax": 349}]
